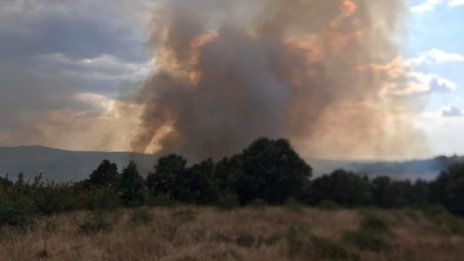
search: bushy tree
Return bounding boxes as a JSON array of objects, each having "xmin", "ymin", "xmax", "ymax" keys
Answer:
[
  {"xmin": 146, "ymin": 154, "xmax": 187, "ymax": 197},
  {"xmin": 177, "ymin": 159, "xmax": 219, "ymax": 203},
  {"xmin": 118, "ymin": 161, "xmax": 147, "ymax": 207},
  {"xmin": 430, "ymin": 164, "xmax": 464, "ymax": 215},
  {"xmin": 227, "ymin": 138, "xmax": 312, "ymax": 204},
  {"xmin": 309, "ymin": 170, "xmax": 371, "ymax": 207},
  {"xmin": 88, "ymin": 160, "xmax": 119, "ymax": 188}
]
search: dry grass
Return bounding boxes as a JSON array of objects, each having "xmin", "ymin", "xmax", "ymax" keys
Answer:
[{"xmin": 0, "ymin": 207, "xmax": 463, "ymax": 261}]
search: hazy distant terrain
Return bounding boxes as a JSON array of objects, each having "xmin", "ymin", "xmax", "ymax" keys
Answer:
[
  {"xmin": 0, "ymin": 146, "xmax": 156, "ymax": 182},
  {"xmin": 0, "ymin": 146, "xmax": 462, "ymax": 182}
]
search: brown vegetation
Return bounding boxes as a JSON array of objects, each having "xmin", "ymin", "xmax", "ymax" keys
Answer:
[{"xmin": 1, "ymin": 207, "xmax": 464, "ymax": 261}]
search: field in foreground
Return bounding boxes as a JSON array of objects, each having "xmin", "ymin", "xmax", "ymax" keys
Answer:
[{"xmin": 1, "ymin": 207, "xmax": 464, "ymax": 261}]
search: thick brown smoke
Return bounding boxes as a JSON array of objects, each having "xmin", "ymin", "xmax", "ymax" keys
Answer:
[{"xmin": 131, "ymin": 0, "xmax": 427, "ymax": 161}]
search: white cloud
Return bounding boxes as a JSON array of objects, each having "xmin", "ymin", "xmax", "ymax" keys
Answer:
[
  {"xmin": 383, "ymin": 71, "xmax": 456, "ymax": 97},
  {"xmin": 442, "ymin": 105, "xmax": 464, "ymax": 117},
  {"xmin": 408, "ymin": 49, "xmax": 464, "ymax": 65},
  {"xmin": 411, "ymin": 0, "xmax": 443, "ymax": 13},
  {"xmin": 449, "ymin": 0, "xmax": 464, "ymax": 6},
  {"xmin": 411, "ymin": 0, "xmax": 464, "ymax": 12}
]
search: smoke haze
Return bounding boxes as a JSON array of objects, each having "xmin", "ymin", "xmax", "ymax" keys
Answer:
[{"xmin": 131, "ymin": 0, "xmax": 428, "ymax": 161}]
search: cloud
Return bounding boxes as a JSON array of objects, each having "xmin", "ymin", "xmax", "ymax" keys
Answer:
[
  {"xmin": 411, "ymin": 0, "xmax": 464, "ymax": 12},
  {"xmin": 0, "ymin": 0, "xmax": 152, "ymax": 151},
  {"xmin": 366, "ymin": 56, "xmax": 458, "ymax": 98},
  {"xmin": 442, "ymin": 105, "xmax": 464, "ymax": 117},
  {"xmin": 382, "ymin": 71, "xmax": 456, "ymax": 98},
  {"xmin": 449, "ymin": 0, "xmax": 464, "ymax": 6},
  {"xmin": 408, "ymin": 49, "xmax": 464, "ymax": 65}
]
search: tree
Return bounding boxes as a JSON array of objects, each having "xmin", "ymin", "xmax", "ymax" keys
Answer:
[
  {"xmin": 430, "ymin": 164, "xmax": 464, "ymax": 216},
  {"xmin": 118, "ymin": 161, "xmax": 147, "ymax": 207},
  {"xmin": 88, "ymin": 160, "xmax": 119, "ymax": 188},
  {"xmin": 309, "ymin": 170, "xmax": 371, "ymax": 207},
  {"xmin": 229, "ymin": 138, "xmax": 312, "ymax": 204},
  {"xmin": 371, "ymin": 177, "xmax": 415, "ymax": 208},
  {"xmin": 177, "ymin": 159, "xmax": 219, "ymax": 203},
  {"xmin": 146, "ymin": 154, "xmax": 187, "ymax": 197}
]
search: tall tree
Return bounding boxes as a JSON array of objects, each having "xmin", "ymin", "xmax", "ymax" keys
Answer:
[
  {"xmin": 146, "ymin": 154, "xmax": 187, "ymax": 197},
  {"xmin": 230, "ymin": 138, "xmax": 312, "ymax": 204},
  {"xmin": 118, "ymin": 161, "xmax": 146, "ymax": 207},
  {"xmin": 88, "ymin": 160, "xmax": 119, "ymax": 188}
]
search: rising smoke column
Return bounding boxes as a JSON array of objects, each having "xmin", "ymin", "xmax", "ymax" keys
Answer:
[{"xmin": 131, "ymin": 0, "xmax": 427, "ymax": 161}]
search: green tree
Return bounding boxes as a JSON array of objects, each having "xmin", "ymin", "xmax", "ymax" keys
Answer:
[
  {"xmin": 118, "ymin": 161, "xmax": 147, "ymax": 207},
  {"xmin": 309, "ymin": 170, "xmax": 371, "ymax": 207},
  {"xmin": 177, "ymin": 159, "xmax": 219, "ymax": 203},
  {"xmin": 88, "ymin": 160, "xmax": 119, "ymax": 188},
  {"xmin": 229, "ymin": 138, "xmax": 312, "ymax": 204},
  {"xmin": 430, "ymin": 164, "xmax": 464, "ymax": 216},
  {"xmin": 146, "ymin": 154, "xmax": 187, "ymax": 197}
]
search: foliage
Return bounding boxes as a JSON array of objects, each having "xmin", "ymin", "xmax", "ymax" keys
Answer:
[
  {"xmin": 309, "ymin": 169, "xmax": 371, "ymax": 207},
  {"xmin": 343, "ymin": 212, "xmax": 392, "ymax": 252},
  {"xmin": 0, "ymin": 195, "xmax": 39, "ymax": 230},
  {"xmin": 117, "ymin": 161, "xmax": 147, "ymax": 207},
  {"xmin": 146, "ymin": 154, "xmax": 186, "ymax": 197},
  {"xmin": 311, "ymin": 236, "xmax": 360, "ymax": 261},
  {"xmin": 130, "ymin": 207, "xmax": 154, "ymax": 226},
  {"xmin": 2, "ymin": 137, "xmax": 464, "ymax": 222},
  {"xmin": 87, "ymin": 160, "xmax": 119, "ymax": 188},
  {"xmin": 78, "ymin": 211, "xmax": 113, "ymax": 235}
]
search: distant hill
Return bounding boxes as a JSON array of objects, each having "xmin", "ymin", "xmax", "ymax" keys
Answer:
[
  {"xmin": 0, "ymin": 146, "xmax": 157, "ymax": 182},
  {"xmin": 307, "ymin": 155, "xmax": 464, "ymax": 181},
  {"xmin": 0, "ymin": 146, "xmax": 462, "ymax": 182}
]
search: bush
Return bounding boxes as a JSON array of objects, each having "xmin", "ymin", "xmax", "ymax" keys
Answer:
[
  {"xmin": 214, "ymin": 192, "xmax": 240, "ymax": 210},
  {"xmin": 360, "ymin": 212, "xmax": 391, "ymax": 234},
  {"xmin": 343, "ymin": 211, "xmax": 392, "ymax": 252},
  {"xmin": 130, "ymin": 207, "xmax": 154, "ymax": 226},
  {"xmin": 248, "ymin": 198, "xmax": 267, "ymax": 209},
  {"xmin": 422, "ymin": 205, "xmax": 464, "ymax": 235},
  {"xmin": 285, "ymin": 224, "xmax": 309, "ymax": 256},
  {"xmin": 317, "ymin": 200, "xmax": 341, "ymax": 210},
  {"xmin": 311, "ymin": 236, "xmax": 359, "ymax": 261},
  {"xmin": 343, "ymin": 228, "xmax": 391, "ymax": 252},
  {"xmin": 0, "ymin": 196, "xmax": 39, "ymax": 230},
  {"xmin": 284, "ymin": 197, "xmax": 304, "ymax": 213},
  {"xmin": 171, "ymin": 208, "xmax": 197, "ymax": 223},
  {"xmin": 147, "ymin": 193, "xmax": 176, "ymax": 207},
  {"xmin": 78, "ymin": 211, "xmax": 113, "ymax": 235}
]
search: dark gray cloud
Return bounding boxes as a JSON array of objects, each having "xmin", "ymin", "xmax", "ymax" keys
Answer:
[{"xmin": 0, "ymin": 0, "xmax": 151, "ymax": 147}]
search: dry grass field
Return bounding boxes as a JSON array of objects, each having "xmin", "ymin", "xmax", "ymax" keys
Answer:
[{"xmin": 1, "ymin": 207, "xmax": 464, "ymax": 261}]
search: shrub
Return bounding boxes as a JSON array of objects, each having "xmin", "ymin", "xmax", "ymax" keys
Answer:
[
  {"xmin": 248, "ymin": 198, "xmax": 267, "ymax": 209},
  {"xmin": 285, "ymin": 224, "xmax": 309, "ymax": 256},
  {"xmin": 317, "ymin": 200, "xmax": 341, "ymax": 210},
  {"xmin": 131, "ymin": 207, "xmax": 154, "ymax": 226},
  {"xmin": 422, "ymin": 205, "xmax": 464, "ymax": 235},
  {"xmin": 214, "ymin": 192, "xmax": 240, "ymax": 210},
  {"xmin": 171, "ymin": 208, "xmax": 197, "ymax": 223},
  {"xmin": 78, "ymin": 211, "xmax": 113, "ymax": 235},
  {"xmin": 147, "ymin": 193, "xmax": 176, "ymax": 207},
  {"xmin": 311, "ymin": 236, "xmax": 359, "ymax": 261},
  {"xmin": 360, "ymin": 213, "xmax": 391, "ymax": 234},
  {"xmin": 284, "ymin": 197, "xmax": 304, "ymax": 213},
  {"xmin": 343, "ymin": 229, "xmax": 391, "ymax": 252},
  {"xmin": 0, "ymin": 196, "xmax": 39, "ymax": 230}
]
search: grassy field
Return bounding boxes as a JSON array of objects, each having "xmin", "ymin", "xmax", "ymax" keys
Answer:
[{"xmin": 1, "ymin": 207, "xmax": 464, "ymax": 261}]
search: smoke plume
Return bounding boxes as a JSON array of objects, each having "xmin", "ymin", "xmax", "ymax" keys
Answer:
[{"xmin": 131, "ymin": 0, "xmax": 427, "ymax": 161}]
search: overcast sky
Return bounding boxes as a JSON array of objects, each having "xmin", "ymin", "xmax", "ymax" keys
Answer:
[{"xmin": 0, "ymin": 0, "xmax": 463, "ymax": 158}]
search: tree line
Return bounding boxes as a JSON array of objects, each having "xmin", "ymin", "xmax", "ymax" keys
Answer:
[{"xmin": 1, "ymin": 137, "xmax": 464, "ymax": 221}]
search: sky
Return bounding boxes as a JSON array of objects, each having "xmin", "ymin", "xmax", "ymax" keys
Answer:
[{"xmin": 0, "ymin": 0, "xmax": 463, "ymax": 158}]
